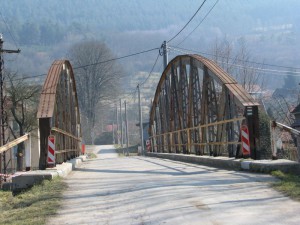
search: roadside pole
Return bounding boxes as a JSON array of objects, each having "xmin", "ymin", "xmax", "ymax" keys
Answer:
[
  {"xmin": 137, "ymin": 84, "xmax": 144, "ymax": 155},
  {"xmin": 124, "ymin": 100, "xmax": 129, "ymax": 156},
  {"xmin": 119, "ymin": 99, "xmax": 123, "ymax": 148},
  {"xmin": 162, "ymin": 40, "xmax": 168, "ymax": 69},
  {"xmin": 0, "ymin": 34, "xmax": 20, "ymax": 182}
]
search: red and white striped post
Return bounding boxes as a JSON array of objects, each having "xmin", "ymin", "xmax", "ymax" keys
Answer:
[
  {"xmin": 241, "ymin": 125, "xmax": 250, "ymax": 157},
  {"xmin": 47, "ymin": 135, "xmax": 55, "ymax": 167}
]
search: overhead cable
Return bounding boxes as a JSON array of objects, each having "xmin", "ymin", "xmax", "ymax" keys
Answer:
[
  {"xmin": 8, "ymin": 47, "xmax": 160, "ymax": 82},
  {"xmin": 167, "ymin": 0, "xmax": 207, "ymax": 43},
  {"xmin": 0, "ymin": 11, "xmax": 19, "ymax": 49},
  {"xmin": 170, "ymin": 46, "xmax": 300, "ymax": 71},
  {"xmin": 169, "ymin": 47, "xmax": 300, "ymax": 76},
  {"xmin": 139, "ymin": 52, "xmax": 161, "ymax": 87},
  {"xmin": 73, "ymin": 47, "xmax": 160, "ymax": 70},
  {"xmin": 176, "ymin": 0, "xmax": 219, "ymax": 46}
]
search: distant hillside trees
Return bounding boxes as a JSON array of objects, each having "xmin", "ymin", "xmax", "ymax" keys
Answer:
[{"xmin": 68, "ymin": 41, "xmax": 122, "ymax": 144}]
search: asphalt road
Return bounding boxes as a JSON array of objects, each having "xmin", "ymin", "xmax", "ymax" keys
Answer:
[{"xmin": 48, "ymin": 145, "xmax": 300, "ymax": 225}]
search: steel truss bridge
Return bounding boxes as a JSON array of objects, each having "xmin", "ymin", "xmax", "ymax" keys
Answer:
[
  {"xmin": 149, "ymin": 54, "xmax": 260, "ymax": 159},
  {"xmin": 37, "ymin": 60, "xmax": 82, "ymax": 169},
  {"xmin": 15, "ymin": 54, "xmax": 262, "ymax": 171}
]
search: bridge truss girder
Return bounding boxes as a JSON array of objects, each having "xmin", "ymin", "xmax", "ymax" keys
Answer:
[
  {"xmin": 37, "ymin": 60, "xmax": 81, "ymax": 169},
  {"xmin": 149, "ymin": 55, "xmax": 260, "ymax": 158}
]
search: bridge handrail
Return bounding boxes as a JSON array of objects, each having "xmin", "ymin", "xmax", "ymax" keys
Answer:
[
  {"xmin": 51, "ymin": 127, "xmax": 81, "ymax": 141},
  {"xmin": 149, "ymin": 117, "xmax": 245, "ymax": 140},
  {"xmin": 0, "ymin": 133, "xmax": 29, "ymax": 154},
  {"xmin": 149, "ymin": 117, "xmax": 245, "ymax": 153},
  {"xmin": 271, "ymin": 121, "xmax": 300, "ymax": 136}
]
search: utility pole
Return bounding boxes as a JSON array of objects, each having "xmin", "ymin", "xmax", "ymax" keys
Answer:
[
  {"xmin": 162, "ymin": 40, "xmax": 168, "ymax": 69},
  {"xmin": 0, "ymin": 34, "xmax": 20, "ymax": 181},
  {"xmin": 116, "ymin": 105, "xmax": 120, "ymax": 145},
  {"xmin": 112, "ymin": 121, "xmax": 115, "ymax": 145},
  {"xmin": 124, "ymin": 100, "xmax": 129, "ymax": 156},
  {"xmin": 137, "ymin": 84, "xmax": 144, "ymax": 155},
  {"xmin": 119, "ymin": 99, "xmax": 123, "ymax": 148}
]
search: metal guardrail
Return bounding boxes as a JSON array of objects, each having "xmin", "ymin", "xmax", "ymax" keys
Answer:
[{"xmin": 271, "ymin": 121, "xmax": 300, "ymax": 162}]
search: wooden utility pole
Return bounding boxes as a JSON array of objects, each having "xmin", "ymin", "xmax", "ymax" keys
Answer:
[
  {"xmin": 124, "ymin": 100, "xmax": 129, "ymax": 156},
  {"xmin": 162, "ymin": 40, "xmax": 168, "ymax": 69},
  {"xmin": 116, "ymin": 105, "xmax": 120, "ymax": 145},
  {"xmin": 137, "ymin": 84, "xmax": 144, "ymax": 155},
  {"xmin": 119, "ymin": 99, "xmax": 123, "ymax": 148},
  {"xmin": 112, "ymin": 121, "xmax": 115, "ymax": 144},
  {"xmin": 0, "ymin": 34, "xmax": 20, "ymax": 184}
]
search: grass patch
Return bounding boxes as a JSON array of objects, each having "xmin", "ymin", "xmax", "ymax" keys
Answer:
[
  {"xmin": 0, "ymin": 177, "xmax": 67, "ymax": 225},
  {"xmin": 271, "ymin": 170, "xmax": 300, "ymax": 201},
  {"xmin": 86, "ymin": 152, "xmax": 97, "ymax": 159},
  {"xmin": 118, "ymin": 152, "xmax": 139, "ymax": 157},
  {"xmin": 114, "ymin": 144, "xmax": 122, "ymax": 149}
]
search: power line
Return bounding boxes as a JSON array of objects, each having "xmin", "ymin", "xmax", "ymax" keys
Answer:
[
  {"xmin": 7, "ymin": 73, "xmax": 47, "ymax": 82},
  {"xmin": 139, "ymin": 52, "xmax": 161, "ymax": 87},
  {"xmin": 0, "ymin": 11, "xmax": 19, "ymax": 49},
  {"xmin": 176, "ymin": 0, "xmax": 219, "ymax": 46},
  {"xmin": 7, "ymin": 47, "xmax": 161, "ymax": 82},
  {"xmin": 98, "ymin": 51, "xmax": 163, "ymax": 108},
  {"xmin": 169, "ymin": 47, "xmax": 300, "ymax": 77},
  {"xmin": 169, "ymin": 46, "xmax": 300, "ymax": 71},
  {"xmin": 73, "ymin": 47, "xmax": 160, "ymax": 70},
  {"xmin": 167, "ymin": 0, "xmax": 207, "ymax": 43}
]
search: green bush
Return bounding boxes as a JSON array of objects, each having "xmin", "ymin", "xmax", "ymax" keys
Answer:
[{"xmin": 258, "ymin": 109, "xmax": 272, "ymax": 159}]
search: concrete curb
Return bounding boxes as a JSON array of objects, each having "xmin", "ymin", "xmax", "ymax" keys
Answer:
[
  {"xmin": 9, "ymin": 155, "xmax": 87, "ymax": 193},
  {"xmin": 146, "ymin": 152, "xmax": 300, "ymax": 174}
]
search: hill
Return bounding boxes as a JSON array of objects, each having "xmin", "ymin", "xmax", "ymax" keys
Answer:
[{"xmin": 1, "ymin": 0, "xmax": 299, "ymax": 88}]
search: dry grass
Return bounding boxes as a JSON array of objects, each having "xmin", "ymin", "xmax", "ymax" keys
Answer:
[
  {"xmin": 271, "ymin": 170, "xmax": 300, "ymax": 201},
  {"xmin": 0, "ymin": 177, "xmax": 67, "ymax": 225},
  {"xmin": 86, "ymin": 152, "xmax": 97, "ymax": 159}
]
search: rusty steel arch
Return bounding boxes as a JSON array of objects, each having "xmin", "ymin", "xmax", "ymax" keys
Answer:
[
  {"xmin": 149, "ymin": 54, "xmax": 260, "ymax": 158},
  {"xmin": 37, "ymin": 60, "xmax": 81, "ymax": 169}
]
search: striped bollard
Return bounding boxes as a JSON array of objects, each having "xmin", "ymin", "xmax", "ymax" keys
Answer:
[
  {"xmin": 241, "ymin": 125, "xmax": 250, "ymax": 157},
  {"xmin": 47, "ymin": 135, "xmax": 55, "ymax": 167}
]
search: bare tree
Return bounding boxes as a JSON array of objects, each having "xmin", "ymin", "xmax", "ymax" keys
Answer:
[
  {"xmin": 67, "ymin": 41, "xmax": 123, "ymax": 143},
  {"xmin": 211, "ymin": 37, "xmax": 265, "ymax": 93},
  {"xmin": 5, "ymin": 71, "xmax": 40, "ymax": 171},
  {"xmin": 211, "ymin": 37, "xmax": 236, "ymax": 74}
]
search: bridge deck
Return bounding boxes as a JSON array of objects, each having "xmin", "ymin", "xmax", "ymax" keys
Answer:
[{"xmin": 48, "ymin": 145, "xmax": 300, "ymax": 225}]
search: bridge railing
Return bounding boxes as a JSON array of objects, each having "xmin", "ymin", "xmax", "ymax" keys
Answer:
[
  {"xmin": 150, "ymin": 117, "xmax": 245, "ymax": 157},
  {"xmin": 0, "ymin": 133, "xmax": 31, "ymax": 185},
  {"xmin": 50, "ymin": 127, "xmax": 81, "ymax": 164},
  {"xmin": 271, "ymin": 121, "xmax": 300, "ymax": 162}
]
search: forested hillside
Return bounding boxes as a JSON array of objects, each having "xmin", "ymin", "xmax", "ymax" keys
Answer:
[
  {"xmin": 1, "ymin": 0, "xmax": 300, "ymax": 87},
  {"xmin": 2, "ymin": 0, "xmax": 300, "ymax": 45}
]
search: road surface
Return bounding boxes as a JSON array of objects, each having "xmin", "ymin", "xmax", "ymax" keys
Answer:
[{"xmin": 48, "ymin": 145, "xmax": 300, "ymax": 225}]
